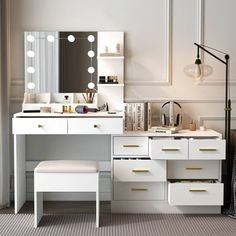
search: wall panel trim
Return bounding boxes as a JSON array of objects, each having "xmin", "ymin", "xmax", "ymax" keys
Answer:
[
  {"xmin": 125, "ymin": 97, "xmax": 236, "ymax": 103},
  {"xmin": 197, "ymin": 0, "xmax": 236, "ymax": 86},
  {"xmin": 199, "ymin": 115, "xmax": 236, "ymax": 126},
  {"xmin": 125, "ymin": 0, "xmax": 172, "ymax": 86}
]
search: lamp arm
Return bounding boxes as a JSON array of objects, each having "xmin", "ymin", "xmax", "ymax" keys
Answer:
[{"xmin": 194, "ymin": 43, "xmax": 229, "ymax": 65}]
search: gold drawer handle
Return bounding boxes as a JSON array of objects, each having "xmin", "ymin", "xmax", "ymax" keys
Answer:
[
  {"xmin": 161, "ymin": 148, "xmax": 179, "ymax": 151},
  {"xmin": 199, "ymin": 148, "xmax": 217, "ymax": 151},
  {"xmin": 123, "ymin": 144, "xmax": 140, "ymax": 148},
  {"xmin": 189, "ymin": 189, "xmax": 207, "ymax": 192},
  {"xmin": 185, "ymin": 167, "xmax": 203, "ymax": 170},
  {"xmin": 131, "ymin": 188, "xmax": 148, "ymax": 191},
  {"xmin": 132, "ymin": 169, "xmax": 150, "ymax": 173},
  {"xmin": 37, "ymin": 124, "xmax": 43, "ymax": 128}
]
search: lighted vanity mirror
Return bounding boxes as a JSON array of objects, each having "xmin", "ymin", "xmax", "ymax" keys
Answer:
[{"xmin": 24, "ymin": 31, "xmax": 97, "ymax": 93}]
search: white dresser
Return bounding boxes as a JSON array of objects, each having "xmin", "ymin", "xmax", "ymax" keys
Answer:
[{"xmin": 111, "ymin": 130, "xmax": 225, "ymax": 214}]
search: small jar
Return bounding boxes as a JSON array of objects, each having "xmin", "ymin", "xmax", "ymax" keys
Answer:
[{"xmin": 189, "ymin": 121, "xmax": 196, "ymax": 131}]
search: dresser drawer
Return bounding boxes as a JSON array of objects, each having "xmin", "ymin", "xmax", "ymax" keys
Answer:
[
  {"xmin": 168, "ymin": 182, "xmax": 223, "ymax": 206},
  {"xmin": 150, "ymin": 139, "xmax": 188, "ymax": 160},
  {"xmin": 114, "ymin": 160, "xmax": 166, "ymax": 182},
  {"xmin": 12, "ymin": 118, "xmax": 67, "ymax": 134},
  {"xmin": 168, "ymin": 160, "xmax": 220, "ymax": 179},
  {"xmin": 68, "ymin": 118, "xmax": 123, "ymax": 134},
  {"xmin": 113, "ymin": 137, "xmax": 149, "ymax": 156},
  {"xmin": 189, "ymin": 139, "xmax": 226, "ymax": 160},
  {"xmin": 114, "ymin": 182, "xmax": 165, "ymax": 201}
]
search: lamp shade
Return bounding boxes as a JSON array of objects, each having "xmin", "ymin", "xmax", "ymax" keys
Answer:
[{"xmin": 184, "ymin": 63, "xmax": 213, "ymax": 81}]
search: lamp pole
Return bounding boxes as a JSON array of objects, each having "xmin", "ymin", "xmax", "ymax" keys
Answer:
[{"xmin": 194, "ymin": 43, "xmax": 231, "ymax": 208}]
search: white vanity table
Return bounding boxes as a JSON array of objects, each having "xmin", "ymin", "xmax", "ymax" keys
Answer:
[
  {"xmin": 13, "ymin": 30, "xmax": 226, "ymax": 215},
  {"xmin": 13, "ymin": 120, "xmax": 226, "ymax": 214},
  {"xmin": 12, "ymin": 111, "xmax": 124, "ymax": 213}
]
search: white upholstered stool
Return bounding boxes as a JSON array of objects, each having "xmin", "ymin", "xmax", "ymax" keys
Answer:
[{"xmin": 34, "ymin": 160, "xmax": 99, "ymax": 228}]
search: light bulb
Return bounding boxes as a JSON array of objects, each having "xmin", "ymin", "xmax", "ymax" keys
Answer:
[
  {"xmin": 27, "ymin": 66, "xmax": 35, "ymax": 74},
  {"xmin": 27, "ymin": 50, "xmax": 35, "ymax": 58},
  {"xmin": 67, "ymin": 35, "xmax": 75, "ymax": 42},
  {"xmin": 27, "ymin": 82, "xmax": 35, "ymax": 89},
  {"xmin": 88, "ymin": 82, "xmax": 95, "ymax": 89},
  {"xmin": 47, "ymin": 35, "xmax": 55, "ymax": 42},
  {"xmin": 26, "ymin": 35, "xmax": 35, "ymax": 42},
  {"xmin": 88, "ymin": 50, "xmax": 95, "ymax": 58},
  {"xmin": 88, "ymin": 67, "xmax": 95, "ymax": 74},
  {"xmin": 184, "ymin": 64, "xmax": 213, "ymax": 79},
  {"xmin": 88, "ymin": 35, "xmax": 95, "ymax": 42}
]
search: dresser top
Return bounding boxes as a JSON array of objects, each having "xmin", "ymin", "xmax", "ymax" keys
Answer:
[{"xmin": 123, "ymin": 129, "xmax": 222, "ymax": 138}]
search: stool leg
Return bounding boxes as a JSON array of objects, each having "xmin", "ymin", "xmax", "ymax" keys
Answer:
[
  {"xmin": 34, "ymin": 191, "xmax": 43, "ymax": 228},
  {"xmin": 96, "ymin": 174, "xmax": 99, "ymax": 228}
]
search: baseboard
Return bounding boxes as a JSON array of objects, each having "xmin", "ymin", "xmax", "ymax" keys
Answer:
[{"xmin": 111, "ymin": 201, "xmax": 221, "ymax": 214}]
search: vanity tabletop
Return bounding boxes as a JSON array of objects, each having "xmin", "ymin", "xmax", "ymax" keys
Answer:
[
  {"xmin": 13, "ymin": 111, "xmax": 124, "ymax": 118},
  {"xmin": 123, "ymin": 129, "xmax": 223, "ymax": 138}
]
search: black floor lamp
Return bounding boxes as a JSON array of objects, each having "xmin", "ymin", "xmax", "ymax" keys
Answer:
[{"xmin": 184, "ymin": 42, "xmax": 232, "ymax": 209}]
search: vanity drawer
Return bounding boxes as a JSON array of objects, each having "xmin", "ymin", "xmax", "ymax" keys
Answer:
[
  {"xmin": 168, "ymin": 182, "xmax": 223, "ymax": 206},
  {"xmin": 113, "ymin": 137, "xmax": 149, "ymax": 156},
  {"xmin": 68, "ymin": 118, "xmax": 123, "ymax": 134},
  {"xmin": 114, "ymin": 182, "xmax": 165, "ymax": 201},
  {"xmin": 167, "ymin": 160, "xmax": 220, "ymax": 179},
  {"xmin": 12, "ymin": 118, "xmax": 67, "ymax": 134},
  {"xmin": 113, "ymin": 160, "xmax": 166, "ymax": 182},
  {"xmin": 189, "ymin": 139, "xmax": 226, "ymax": 160},
  {"xmin": 150, "ymin": 139, "xmax": 188, "ymax": 160}
]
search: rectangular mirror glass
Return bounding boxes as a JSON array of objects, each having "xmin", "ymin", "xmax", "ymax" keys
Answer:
[{"xmin": 24, "ymin": 31, "xmax": 97, "ymax": 93}]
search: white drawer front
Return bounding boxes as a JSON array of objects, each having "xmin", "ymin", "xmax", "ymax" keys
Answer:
[
  {"xmin": 150, "ymin": 139, "xmax": 188, "ymax": 160},
  {"xmin": 68, "ymin": 118, "xmax": 123, "ymax": 134},
  {"xmin": 114, "ymin": 160, "xmax": 166, "ymax": 182},
  {"xmin": 168, "ymin": 160, "xmax": 220, "ymax": 179},
  {"xmin": 12, "ymin": 118, "xmax": 67, "ymax": 134},
  {"xmin": 113, "ymin": 137, "xmax": 149, "ymax": 156},
  {"xmin": 168, "ymin": 182, "xmax": 223, "ymax": 206},
  {"xmin": 114, "ymin": 182, "xmax": 165, "ymax": 201},
  {"xmin": 189, "ymin": 139, "xmax": 226, "ymax": 160}
]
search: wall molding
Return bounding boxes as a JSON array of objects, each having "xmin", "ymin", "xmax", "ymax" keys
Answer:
[
  {"xmin": 11, "ymin": 78, "xmax": 24, "ymax": 86},
  {"xmin": 11, "ymin": 96, "xmax": 236, "ymax": 104},
  {"xmin": 196, "ymin": 0, "xmax": 236, "ymax": 86},
  {"xmin": 199, "ymin": 115, "xmax": 236, "ymax": 126},
  {"xmin": 10, "ymin": 97, "xmax": 23, "ymax": 103},
  {"xmin": 125, "ymin": 0, "xmax": 172, "ymax": 86},
  {"xmin": 125, "ymin": 97, "xmax": 236, "ymax": 103}
]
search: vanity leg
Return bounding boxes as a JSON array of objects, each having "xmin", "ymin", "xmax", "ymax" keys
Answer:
[
  {"xmin": 14, "ymin": 135, "xmax": 26, "ymax": 214},
  {"xmin": 34, "ymin": 191, "xmax": 43, "ymax": 228},
  {"xmin": 96, "ymin": 173, "xmax": 99, "ymax": 228}
]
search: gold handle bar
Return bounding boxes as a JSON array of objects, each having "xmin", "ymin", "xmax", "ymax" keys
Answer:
[
  {"xmin": 123, "ymin": 144, "xmax": 140, "ymax": 147},
  {"xmin": 189, "ymin": 189, "xmax": 207, "ymax": 192},
  {"xmin": 132, "ymin": 169, "xmax": 150, "ymax": 173},
  {"xmin": 131, "ymin": 188, "xmax": 148, "ymax": 191},
  {"xmin": 161, "ymin": 148, "xmax": 179, "ymax": 151},
  {"xmin": 199, "ymin": 148, "xmax": 217, "ymax": 151},
  {"xmin": 185, "ymin": 167, "xmax": 203, "ymax": 170}
]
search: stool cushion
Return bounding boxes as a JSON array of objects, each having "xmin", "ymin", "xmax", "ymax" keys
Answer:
[{"xmin": 34, "ymin": 160, "xmax": 99, "ymax": 173}]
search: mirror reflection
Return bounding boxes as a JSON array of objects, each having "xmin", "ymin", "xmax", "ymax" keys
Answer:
[{"xmin": 24, "ymin": 31, "xmax": 97, "ymax": 93}]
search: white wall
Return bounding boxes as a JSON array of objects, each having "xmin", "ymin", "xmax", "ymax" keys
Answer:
[{"xmin": 9, "ymin": 0, "xmax": 236, "ymax": 200}]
